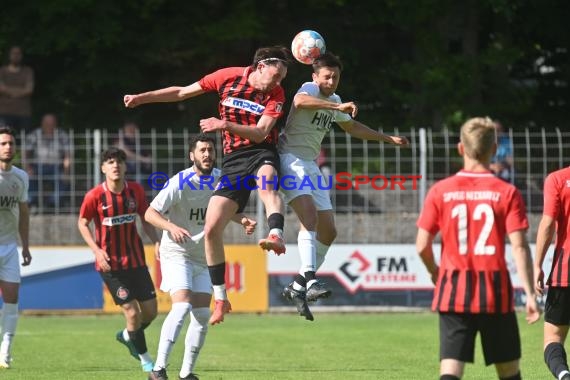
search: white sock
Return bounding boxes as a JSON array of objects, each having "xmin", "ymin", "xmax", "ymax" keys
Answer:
[
  {"xmin": 315, "ymin": 241, "xmax": 330, "ymax": 270},
  {"xmin": 559, "ymin": 370, "xmax": 570, "ymax": 380},
  {"xmin": 213, "ymin": 285, "xmax": 227, "ymax": 301},
  {"xmin": 122, "ymin": 328, "xmax": 130, "ymax": 341},
  {"xmin": 0, "ymin": 303, "xmax": 18, "ymax": 355},
  {"xmin": 298, "ymin": 230, "xmax": 317, "ymax": 275},
  {"xmin": 180, "ymin": 307, "xmax": 210, "ymax": 378},
  {"xmin": 154, "ymin": 302, "xmax": 192, "ymax": 370},
  {"xmin": 269, "ymin": 228, "xmax": 283, "ymax": 238},
  {"xmin": 140, "ymin": 352, "xmax": 153, "ymax": 365}
]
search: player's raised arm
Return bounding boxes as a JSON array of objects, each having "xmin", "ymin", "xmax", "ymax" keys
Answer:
[
  {"xmin": 337, "ymin": 119, "xmax": 409, "ymax": 146},
  {"xmin": 294, "ymin": 93, "xmax": 358, "ymax": 118},
  {"xmin": 124, "ymin": 82, "xmax": 205, "ymax": 108}
]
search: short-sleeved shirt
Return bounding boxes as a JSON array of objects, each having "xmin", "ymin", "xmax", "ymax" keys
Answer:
[
  {"xmin": 0, "ymin": 166, "xmax": 28, "ymax": 246},
  {"xmin": 542, "ymin": 167, "xmax": 570, "ymax": 287},
  {"xmin": 278, "ymin": 81, "xmax": 351, "ymax": 161},
  {"xmin": 0, "ymin": 65, "xmax": 33, "ymax": 116},
  {"xmin": 79, "ymin": 181, "xmax": 149, "ymax": 272},
  {"xmin": 150, "ymin": 167, "xmax": 221, "ymax": 265},
  {"xmin": 417, "ymin": 170, "xmax": 528, "ymax": 314},
  {"xmin": 198, "ymin": 66, "xmax": 285, "ymax": 155}
]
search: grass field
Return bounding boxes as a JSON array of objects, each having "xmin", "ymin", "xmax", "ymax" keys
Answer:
[{"xmin": 0, "ymin": 311, "xmax": 550, "ymax": 379}]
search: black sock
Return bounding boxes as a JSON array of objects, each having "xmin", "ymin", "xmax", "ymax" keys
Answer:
[
  {"xmin": 499, "ymin": 372, "xmax": 521, "ymax": 380},
  {"xmin": 293, "ymin": 274, "xmax": 307, "ymax": 288},
  {"xmin": 545, "ymin": 342, "xmax": 569, "ymax": 379},
  {"xmin": 440, "ymin": 375, "xmax": 460, "ymax": 380},
  {"xmin": 304, "ymin": 271, "xmax": 316, "ymax": 282},
  {"xmin": 128, "ymin": 328, "xmax": 148, "ymax": 355},
  {"xmin": 208, "ymin": 262, "xmax": 226, "ymax": 285},
  {"xmin": 267, "ymin": 213, "xmax": 284, "ymax": 231}
]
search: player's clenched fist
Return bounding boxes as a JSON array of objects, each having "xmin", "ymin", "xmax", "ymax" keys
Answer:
[{"xmin": 123, "ymin": 94, "xmax": 139, "ymax": 108}]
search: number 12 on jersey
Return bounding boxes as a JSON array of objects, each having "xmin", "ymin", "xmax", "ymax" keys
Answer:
[{"xmin": 451, "ymin": 203, "xmax": 496, "ymax": 256}]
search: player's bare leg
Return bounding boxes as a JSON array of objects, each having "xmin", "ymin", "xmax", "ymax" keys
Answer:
[{"xmin": 203, "ymin": 195, "xmax": 237, "ymax": 324}]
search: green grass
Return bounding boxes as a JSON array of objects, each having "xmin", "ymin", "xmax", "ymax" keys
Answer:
[{"xmin": 1, "ymin": 312, "xmax": 548, "ymax": 379}]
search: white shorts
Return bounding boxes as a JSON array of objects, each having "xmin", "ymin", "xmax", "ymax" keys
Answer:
[
  {"xmin": 0, "ymin": 243, "xmax": 21, "ymax": 283},
  {"xmin": 159, "ymin": 254, "xmax": 212, "ymax": 295},
  {"xmin": 279, "ymin": 152, "xmax": 333, "ymax": 211}
]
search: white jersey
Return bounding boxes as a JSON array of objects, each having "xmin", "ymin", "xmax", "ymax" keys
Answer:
[
  {"xmin": 0, "ymin": 166, "xmax": 28, "ymax": 246},
  {"xmin": 150, "ymin": 167, "xmax": 221, "ymax": 264},
  {"xmin": 278, "ymin": 81, "xmax": 352, "ymax": 160}
]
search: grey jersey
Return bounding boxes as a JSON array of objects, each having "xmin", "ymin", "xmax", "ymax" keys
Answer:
[
  {"xmin": 278, "ymin": 81, "xmax": 351, "ymax": 160},
  {"xmin": 0, "ymin": 166, "xmax": 28, "ymax": 246}
]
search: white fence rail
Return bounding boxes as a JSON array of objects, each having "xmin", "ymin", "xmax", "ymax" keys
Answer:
[{"xmin": 16, "ymin": 127, "xmax": 567, "ymax": 244}]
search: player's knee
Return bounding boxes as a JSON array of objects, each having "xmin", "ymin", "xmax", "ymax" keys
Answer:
[
  {"xmin": 192, "ymin": 307, "xmax": 211, "ymax": 331},
  {"xmin": 204, "ymin": 223, "xmax": 224, "ymax": 239}
]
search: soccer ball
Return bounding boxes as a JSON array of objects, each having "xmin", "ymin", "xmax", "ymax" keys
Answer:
[{"xmin": 291, "ymin": 30, "xmax": 326, "ymax": 65}]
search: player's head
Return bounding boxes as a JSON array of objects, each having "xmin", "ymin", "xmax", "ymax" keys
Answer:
[
  {"xmin": 0, "ymin": 126, "xmax": 16, "ymax": 165},
  {"xmin": 189, "ymin": 133, "xmax": 216, "ymax": 176},
  {"xmin": 100, "ymin": 147, "xmax": 127, "ymax": 180},
  {"xmin": 312, "ymin": 52, "xmax": 343, "ymax": 97},
  {"xmin": 251, "ymin": 46, "xmax": 293, "ymax": 93},
  {"xmin": 459, "ymin": 117, "xmax": 497, "ymax": 163}
]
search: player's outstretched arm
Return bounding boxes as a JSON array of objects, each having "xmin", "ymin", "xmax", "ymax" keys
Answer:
[
  {"xmin": 124, "ymin": 82, "xmax": 205, "ymax": 108},
  {"xmin": 337, "ymin": 120, "xmax": 409, "ymax": 146},
  {"xmin": 509, "ymin": 229, "xmax": 541, "ymax": 324},
  {"xmin": 294, "ymin": 93, "xmax": 358, "ymax": 118}
]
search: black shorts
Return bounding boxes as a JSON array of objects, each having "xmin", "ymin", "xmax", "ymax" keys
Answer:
[
  {"xmin": 100, "ymin": 266, "xmax": 156, "ymax": 305},
  {"xmin": 545, "ymin": 286, "xmax": 570, "ymax": 325},
  {"xmin": 439, "ymin": 311, "xmax": 521, "ymax": 365},
  {"xmin": 214, "ymin": 143, "xmax": 280, "ymax": 213}
]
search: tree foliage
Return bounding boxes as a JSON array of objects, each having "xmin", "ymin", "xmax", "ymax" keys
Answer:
[{"xmin": 0, "ymin": 0, "xmax": 567, "ymax": 131}]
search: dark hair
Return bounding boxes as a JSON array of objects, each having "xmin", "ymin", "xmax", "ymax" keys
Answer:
[
  {"xmin": 101, "ymin": 147, "xmax": 127, "ymax": 165},
  {"xmin": 312, "ymin": 52, "xmax": 343, "ymax": 72},
  {"xmin": 0, "ymin": 126, "xmax": 15, "ymax": 137},
  {"xmin": 189, "ymin": 133, "xmax": 216, "ymax": 154},
  {"xmin": 252, "ymin": 45, "xmax": 294, "ymax": 68}
]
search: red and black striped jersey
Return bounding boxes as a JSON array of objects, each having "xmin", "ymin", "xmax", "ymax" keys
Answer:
[
  {"xmin": 79, "ymin": 181, "xmax": 149, "ymax": 272},
  {"xmin": 543, "ymin": 167, "xmax": 570, "ymax": 287},
  {"xmin": 417, "ymin": 170, "xmax": 528, "ymax": 314},
  {"xmin": 198, "ymin": 66, "xmax": 285, "ymax": 155}
]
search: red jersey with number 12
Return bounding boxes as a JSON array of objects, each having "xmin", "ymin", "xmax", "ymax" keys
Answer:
[
  {"xmin": 198, "ymin": 66, "xmax": 285, "ymax": 154},
  {"xmin": 417, "ymin": 170, "xmax": 528, "ymax": 314},
  {"xmin": 542, "ymin": 167, "xmax": 570, "ymax": 287},
  {"xmin": 79, "ymin": 181, "xmax": 149, "ymax": 272}
]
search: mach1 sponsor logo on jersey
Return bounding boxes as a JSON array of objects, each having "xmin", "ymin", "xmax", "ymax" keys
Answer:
[
  {"xmin": 335, "ymin": 250, "xmax": 419, "ymax": 293},
  {"xmin": 102, "ymin": 213, "xmax": 137, "ymax": 226},
  {"xmin": 222, "ymin": 96, "xmax": 265, "ymax": 115}
]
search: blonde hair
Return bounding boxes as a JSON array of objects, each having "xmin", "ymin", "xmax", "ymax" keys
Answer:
[{"xmin": 460, "ymin": 117, "xmax": 497, "ymax": 161}]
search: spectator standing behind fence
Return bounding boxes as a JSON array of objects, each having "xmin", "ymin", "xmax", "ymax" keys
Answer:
[
  {"xmin": 0, "ymin": 46, "xmax": 34, "ymax": 131},
  {"xmin": 113, "ymin": 121, "xmax": 152, "ymax": 184},
  {"xmin": 24, "ymin": 113, "xmax": 71, "ymax": 211},
  {"xmin": 490, "ymin": 121, "xmax": 513, "ymax": 183}
]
